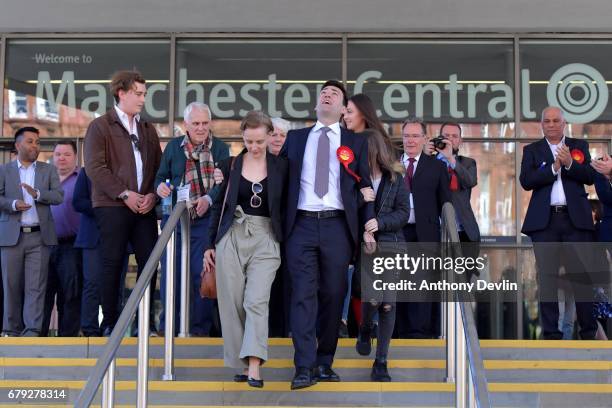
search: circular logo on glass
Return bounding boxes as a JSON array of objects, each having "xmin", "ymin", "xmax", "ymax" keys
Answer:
[{"xmin": 547, "ymin": 63, "xmax": 608, "ymax": 124}]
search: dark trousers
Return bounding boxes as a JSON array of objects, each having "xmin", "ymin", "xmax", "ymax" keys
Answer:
[
  {"xmin": 286, "ymin": 214, "xmax": 353, "ymax": 369},
  {"xmin": 94, "ymin": 207, "xmax": 158, "ymax": 331},
  {"xmin": 395, "ymin": 224, "xmax": 436, "ymax": 339},
  {"xmin": 268, "ymin": 244, "xmax": 291, "ymax": 337},
  {"xmin": 159, "ymin": 214, "xmax": 214, "ymax": 336},
  {"xmin": 41, "ymin": 240, "xmax": 82, "ymax": 336},
  {"xmin": 0, "ymin": 255, "xmax": 2, "ymax": 334},
  {"xmin": 80, "ymin": 247, "xmax": 129, "ymax": 336},
  {"xmin": 529, "ymin": 211, "xmax": 597, "ymax": 340}
]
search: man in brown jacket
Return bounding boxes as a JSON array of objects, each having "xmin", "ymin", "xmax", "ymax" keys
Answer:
[{"xmin": 84, "ymin": 71, "xmax": 161, "ymax": 336}]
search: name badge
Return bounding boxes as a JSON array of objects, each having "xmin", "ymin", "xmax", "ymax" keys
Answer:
[{"xmin": 177, "ymin": 185, "xmax": 190, "ymax": 202}]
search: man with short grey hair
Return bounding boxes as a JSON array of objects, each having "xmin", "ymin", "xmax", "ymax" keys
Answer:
[{"xmin": 155, "ymin": 101, "xmax": 229, "ymax": 336}]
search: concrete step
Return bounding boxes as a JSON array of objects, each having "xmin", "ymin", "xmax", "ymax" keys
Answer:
[
  {"xmin": 1, "ymin": 338, "xmax": 610, "ymax": 407},
  {"xmin": 0, "ymin": 380, "xmax": 611, "ymax": 407},
  {"xmin": 1, "ymin": 338, "xmax": 610, "ymax": 360},
  {"xmin": 1, "ymin": 357, "xmax": 611, "ymax": 384}
]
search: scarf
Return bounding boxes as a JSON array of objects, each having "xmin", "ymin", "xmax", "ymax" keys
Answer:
[{"xmin": 183, "ymin": 134, "xmax": 215, "ymax": 219}]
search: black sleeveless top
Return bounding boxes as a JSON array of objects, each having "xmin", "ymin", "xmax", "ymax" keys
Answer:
[{"xmin": 238, "ymin": 175, "xmax": 270, "ymax": 217}]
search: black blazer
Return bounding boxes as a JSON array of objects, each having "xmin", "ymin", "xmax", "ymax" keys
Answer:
[
  {"xmin": 280, "ymin": 125, "xmax": 374, "ymax": 245},
  {"xmin": 373, "ymin": 170, "xmax": 410, "ymax": 243},
  {"xmin": 449, "ymin": 155, "xmax": 480, "ymax": 242},
  {"xmin": 206, "ymin": 152, "xmax": 287, "ymax": 250},
  {"xmin": 520, "ymin": 137, "xmax": 595, "ymax": 235},
  {"xmin": 411, "ymin": 154, "xmax": 452, "ymax": 242}
]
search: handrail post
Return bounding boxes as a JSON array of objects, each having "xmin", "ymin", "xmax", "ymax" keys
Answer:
[
  {"xmin": 163, "ymin": 229, "xmax": 176, "ymax": 380},
  {"xmin": 179, "ymin": 212, "xmax": 190, "ymax": 337},
  {"xmin": 136, "ymin": 282, "xmax": 151, "ymax": 408},
  {"xmin": 101, "ymin": 358, "xmax": 115, "ymax": 408},
  {"xmin": 468, "ymin": 364, "xmax": 476, "ymax": 408},
  {"xmin": 456, "ymin": 301, "xmax": 467, "ymax": 408},
  {"xmin": 446, "ymin": 300, "xmax": 456, "ymax": 383}
]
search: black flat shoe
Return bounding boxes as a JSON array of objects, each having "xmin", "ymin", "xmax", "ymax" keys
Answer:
[
  {"xmin": 356, "ymin": 324, "xmax": 372, "ymax": 356},
  {"xmin": 247, "ymin": 377, "xmax": 264, "ymax": 388},
  {"xmin": 314, "ymin": 365, "xmax": 340, "ymax": 382},
  {"xmin": 291, "ymin": 367, "xmax": 317, "ymax": 390},
  {"xmin": 233, "ymin": 374, "xmax": 248, "ymax": 382},
  {"xmin": 371, "ymin": 360, "xmax": 391, "ymax": 382}
]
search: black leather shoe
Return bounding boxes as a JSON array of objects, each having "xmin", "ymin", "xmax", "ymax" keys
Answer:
[
  {"xmin": 315, "ymin": 365, "xmax": 340, "ymax": 382},
  {"xmin": 247, "ymin": 377, "xmax": 264, "ymax": 388},
  {"xmin": 291, "ymin": 367, "xmax": 317, "ymax": 390},
  {"xmin": 356, "ymin": 324, "xmax": 372, "ymax": 356},
  {"xmin": 371, "ymin": 360, "xmax": 391, "ymax": 382},
  {"xmin": 233, "ymin": 374, "xmax": 248, "ymax": 382}
]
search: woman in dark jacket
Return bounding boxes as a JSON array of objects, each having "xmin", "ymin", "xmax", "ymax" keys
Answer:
[
  {"xmin": 357, "ymin": 128, "xmax": 410, "ymax": 382},
  {"xmin": 203, "ymin": 111, "xmax": 287, "ymax": 388}
]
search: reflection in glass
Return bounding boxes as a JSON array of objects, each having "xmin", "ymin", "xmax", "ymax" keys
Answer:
[{"xmin": 3, "ymin": 39, "xmax": 171, "ymax": 138}]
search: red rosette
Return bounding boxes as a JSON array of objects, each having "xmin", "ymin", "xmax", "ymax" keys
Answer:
[
  {"xmin": 336, "ymin": 146, "xmax": 361, "ymax": 182},
  {"xmin": 570, "ymin": 148, "xmax": 585, "ymax": 164}
]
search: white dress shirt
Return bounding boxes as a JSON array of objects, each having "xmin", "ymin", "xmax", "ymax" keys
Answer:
[
  {"xmin": 114, "ymin": 105, "xmax": 143, "ymax": 192},
  {"xmin": 547, "ymin": 137, "xmax": 569, "ymax": 206},
  {"xmin": 297, "ymin": 121, "xmax": 344, "ymax": 211},
  {"xmin": 12, "ymin": 160, "xmax": 40, "ymax": 226},
  {"xmin": 401, "ymin": 153, "xmax": 421, "ymax": 224}
]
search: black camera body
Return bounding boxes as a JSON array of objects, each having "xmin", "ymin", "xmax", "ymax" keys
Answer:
[{"xmin": 431, "ymin": 136, "xmax": 447, "ymax": 150}]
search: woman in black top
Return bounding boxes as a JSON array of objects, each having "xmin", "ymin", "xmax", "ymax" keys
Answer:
[{"xmin": 204, "ymin": 111, "xmax": 287, "ymax": 388}]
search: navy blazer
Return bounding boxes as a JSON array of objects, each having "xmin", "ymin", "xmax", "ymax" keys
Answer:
[
  {"xmin": 73, "ymin": 168, "xmax": 100, "ymax": 249},
  {"xmin": 520, "ymin": 137, "xmax": 595, "ymax": 235},
  {"xmin": 594, "ymin": 173, "xmax": 612, "ymax": 242},
  {"xmin": 280, "ymin": 125, "xmax": 374, "ymax": 245}
]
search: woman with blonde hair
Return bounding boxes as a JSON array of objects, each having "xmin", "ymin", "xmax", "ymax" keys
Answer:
[{"xmin": 204, "ymin": 110, "xmax": 287, "ymax": 387}]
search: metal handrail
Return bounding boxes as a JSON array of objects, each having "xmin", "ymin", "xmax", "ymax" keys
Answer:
[
  {"xmin": 440, "ymin": 202, "xmax": 491, "ymax": 408},
  {"xmin": 75, "ymin": 201, "xmax": 188, "ymax": 408}
]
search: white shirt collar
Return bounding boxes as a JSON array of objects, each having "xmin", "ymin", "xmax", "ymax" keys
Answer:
[
  {"xmin": 401, "ymin": 152, "xmax": 421, "ymax": 163},
  {"xmin": 545, "ymin": 136, "xmax": 565, "ymax": 148},
  {"xmin": 114, "ymin": 105, "xmax": 140, "ymax": 125},
  {"xmin": 17, "ymin": 159, "xmax": 36, "ymax": 169},
  {"xmin": 313, "ymin": 121, "xmax": 341, "ymax": 136}
]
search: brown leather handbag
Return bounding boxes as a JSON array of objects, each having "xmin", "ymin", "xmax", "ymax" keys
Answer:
[{"xmin": 200, "ymin": 158, "xmax": 235, "ymax": 299}]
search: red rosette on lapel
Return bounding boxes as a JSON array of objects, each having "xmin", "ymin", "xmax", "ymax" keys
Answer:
[
  {"xmin": 337, "ymin": 146, "xmax": 361, "ymax": 182},
  {"xmin": 570, "ymin": 148, "xmax": 585, "ymax": 164}
]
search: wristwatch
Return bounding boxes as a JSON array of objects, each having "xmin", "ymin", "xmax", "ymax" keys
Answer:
[{"xmin": 119, "ymin": 191, "xmax": 129, "ymax": 201}]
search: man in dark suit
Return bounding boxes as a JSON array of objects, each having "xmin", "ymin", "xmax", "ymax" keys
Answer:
[
  {"xmin": 396, "ymin": 118, "xmax": 451, "ymax": 338},
  {"xmin": 0, "ymin": 127, "xmax": 64, "ymax": 336},
  {"xmin": 591, "ymin": 152, "xmax": 611, "ymax": 242},
  {"xmin": 281, "ymin": 80, "xmax": 374, "ymax": 389},
  {"xmin": 520, "ymin": 106, "xmax": 597, "ymax": 340},
  {"xmin": 84, "ymin": 71, "xmax": 162, "ymax": 336}
]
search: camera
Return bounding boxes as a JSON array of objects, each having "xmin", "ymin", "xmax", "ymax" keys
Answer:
[{"xmin": 431, "ymin": 136, "xmax": 447, "ymax": 150}]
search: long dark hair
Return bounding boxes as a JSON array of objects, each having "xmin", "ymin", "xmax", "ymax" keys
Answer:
[
  {"xmin": 362, "ymin": 129, "xmax": 404, "ymax": 183},
  {"xmin": 346, "ymin": 93, "xmax": 398, "ymax": 155}
]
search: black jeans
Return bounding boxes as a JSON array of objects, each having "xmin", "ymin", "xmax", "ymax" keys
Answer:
[
  {"xmin": 41, "ymin": 239, "xmax": 82, "ymax": 336},
  {"xmin": 94, "ymin": 207, "xmax": 158, "ymax": 331}
]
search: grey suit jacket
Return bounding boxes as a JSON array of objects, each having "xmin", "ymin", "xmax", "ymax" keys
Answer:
[
  {"xmin": 0, "ymin": 160, "xmax": 64, "ymax": 246},
  {"xmin": 451, "ymin": 155, "xmax": 480, "ymax": 242}
]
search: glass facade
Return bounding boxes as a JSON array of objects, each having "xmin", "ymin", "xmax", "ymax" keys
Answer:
[{"xmin": 0, "ymin": 34, "xmax": 609, "ymax": 338}]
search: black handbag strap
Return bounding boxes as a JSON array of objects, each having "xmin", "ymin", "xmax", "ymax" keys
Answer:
[{"xmin": 216, "ymin": 157, "xmax": 236, "ymax": 237}]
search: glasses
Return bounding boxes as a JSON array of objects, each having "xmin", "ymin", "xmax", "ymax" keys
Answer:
[
  {"xmin": 402, "ymin": 134, "xmax": 424, "ymax": 139},
  {"xmin": 250, "ymin": 182, "xmax": 263, "ymax": 208}
]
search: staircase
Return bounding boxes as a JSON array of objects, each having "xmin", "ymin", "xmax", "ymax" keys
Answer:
[{"xmin": 0, "ymin": 337, "xmax": 610, "ymax": 407}]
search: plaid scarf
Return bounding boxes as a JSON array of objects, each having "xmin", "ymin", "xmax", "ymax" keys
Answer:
[{"xmin": 183, "ymin": 134, "xmax": 215, "ymax": 218}]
